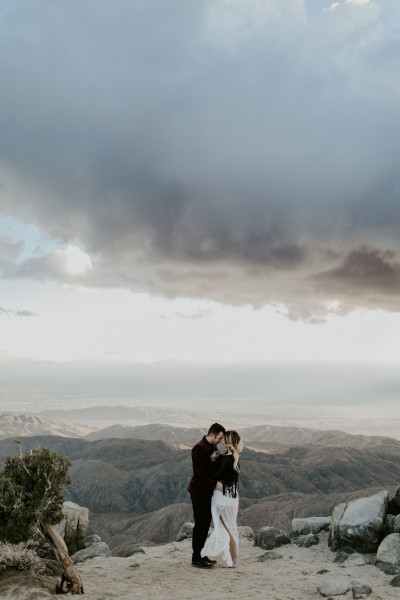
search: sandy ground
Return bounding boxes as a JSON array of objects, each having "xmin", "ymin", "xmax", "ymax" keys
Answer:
[{"xmin": 1, "ymin": 533, "xmax": 399, "ymax": 599}]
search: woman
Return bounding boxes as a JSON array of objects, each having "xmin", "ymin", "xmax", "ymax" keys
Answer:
[{"xmin": 200, "ymin": 430, "xmax": 243, "ymax": 568}]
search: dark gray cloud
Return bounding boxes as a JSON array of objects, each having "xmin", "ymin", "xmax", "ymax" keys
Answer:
[{"xmin": 0, "ymin": 0, "xmax": 399, "ymax": 319}]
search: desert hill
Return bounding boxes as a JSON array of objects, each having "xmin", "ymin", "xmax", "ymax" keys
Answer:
[
  {"xmin": 85, "ymin": 423, "xmax": 204, "ymax": 445},
  {"xmin": 241, "ymin": 423, "xmax": 399, "ymax": 449},
  {"xmin": 0, "ymin": 413, "xmax": 93, "ymax": 440},
  {"xmin": 37, "ymin": 404, "xmax": 205, "ymax": 426}
]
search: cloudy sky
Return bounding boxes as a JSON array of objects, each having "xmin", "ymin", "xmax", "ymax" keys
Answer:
[{"xmin": 1, "ymin": 0, "xmax": 400, "ymax": 377}]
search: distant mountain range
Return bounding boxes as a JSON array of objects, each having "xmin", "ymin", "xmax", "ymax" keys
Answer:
[
  {"xmin": 2, "ymin": 412, "xmax": 398, "ymax": 449},
  {"xmin": 86, "ymin": 421, "xmax": 399, "ymax": 450}
]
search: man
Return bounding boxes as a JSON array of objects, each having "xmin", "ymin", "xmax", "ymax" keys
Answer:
[{"xmin": 187, "ymin": 422, "xmax": 225, "ymax": 569}]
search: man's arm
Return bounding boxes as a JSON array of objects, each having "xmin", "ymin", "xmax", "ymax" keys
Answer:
[{"xmin": 192, "ymin": 445, "xmax": 217, "ymax": 492}]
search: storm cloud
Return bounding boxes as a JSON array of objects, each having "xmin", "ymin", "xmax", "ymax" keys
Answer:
[{"xmin": 0, "ymin": 0, "xmax": 399, "ymax": 320}]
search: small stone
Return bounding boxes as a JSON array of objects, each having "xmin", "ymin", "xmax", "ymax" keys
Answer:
[
  {"xmin": 347, "ymin": 554, "xmax": 370, "ymax": 566},
  {"xmin": 85, "ymin": 534, "xmax": 101, "ymax": 547},
  {"xmin": 259, "ymin": 551, "xmax": 283, "ymax": 561},
  {"xmin": 318, "ymin": 580, "xmax": 350, "ymax": 597},
  {"xmin": 317, "ymin": 569, "xmax": 330, "ymax": 574},
  {"xmin": 293, "ymin": 535, "xmax": 306, "ymax": 547},
  {"xmin": 351, "ymin": 579, "xmax": 372, "ymax": 598},
  {"xmin": 304, "ymin": 533, "xmax": 319, "ymax": 548},
  {"xmin": 390, "ymin": 574, "xmax": 400, "ymax": 587},
  {"xmin": 238, "ymin": 526, "xmax": 255, "ymax": 539},
  {"xmin": 334, "ymin": 551, "xmax": 348, "ymax": 564},
  {"xmin": 176, "ymin": 522, "xmax": 194, "ymax": 542},
  {"xmin": 376, "ymin": 561, "xmax": 400, "ymax": 575}
]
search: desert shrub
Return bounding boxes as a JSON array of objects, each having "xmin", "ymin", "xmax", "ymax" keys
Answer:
[
  {"xmin": 0, "ymin": 542, "xmax": 46, "ymax": 574},
  {"xmin": 0, "ymin": 442, "xmax": 71, "ymax": 543}
]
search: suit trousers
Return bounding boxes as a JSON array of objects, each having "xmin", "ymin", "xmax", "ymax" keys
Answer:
[{"xmin": 190, "ymin": 493, "xmax": 212, "ymax": 561}]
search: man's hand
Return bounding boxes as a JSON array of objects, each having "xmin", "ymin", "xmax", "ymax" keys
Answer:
[
  {"xmin": 210, "ymin": 450, "xmax": 220, "ymax": 461},
  {"xmin": 215, "ymin": 481, "xmax": 223, "ymax": 492}
]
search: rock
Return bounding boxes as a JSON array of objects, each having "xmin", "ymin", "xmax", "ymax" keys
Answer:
[
  {"xmin": 317, "ymin": 569, "xmax": 330, "ymax": 574},
  {"xmin": 238, "ymin": 526, "xmax": 255, "ymax": 539},
  {"xmin": 329, "ymin": 491, "xmax": 388, "ymax": 553},
  {"xmin": 318, "ymin": 579, "xmax": 350, "ymax": 597},
  {"xmin": 112, "ymin": 543, "xmax": 146, "ymax": 558},
  {"xmin": 293, "ymin": 535, "xmax": 306, "ymax": 547},
  {"xmin": 54, "ymin": 501, "xmax": 89, "ymax": 555},
  {"xmin": 71, "ymin": 542, "xmax": 111, "ymax": 562},
  {"xmin": 255, "ymin": 527, "xmax": 291, "ymax": 550},
  {"xmin": 329, "ymin": 502, "xmax": 347, "ymax": 550},
  {"xmin": 292, "ymin": 517, "xmax": 331, "ymax": 535},
  {"xmin": 376, "ymin": 533, "xmax": 400, "ymax": 574},
  {"xmin": 386, "ymin": 514, "xmax": 400, "ymax": 534},
  {"xmin": 351, "ymin": 579, "xmax": 372, "ymax": 598},
  {"xmin": 390, "ymin": 574, "xmax": 400, "ymax": 587},
  {"xmin": 346, "ymin": 554, "xmax": 371, "ymax": 566},
  {"xmin": 304, "ymin": 533, "xmax": 319, "ymax": 548},
  {"xmin": 334, "ymin": 551, "xmax": 349, "ymax": 564},
  {"xmin": 85, "ymin": 534, "xmax": 101, "ymax": 547},
  {"xmin": 176, "ymin": 522, "xmax": 194, "ymax": 541},
  {"xmin": 258, "ymin": 551, "xmax": 283, "ymax": 561}
]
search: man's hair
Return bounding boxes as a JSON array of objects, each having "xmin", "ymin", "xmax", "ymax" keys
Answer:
[{"xmin": 207, "ymin": 422, "xmax": 225, "ymax": 436}]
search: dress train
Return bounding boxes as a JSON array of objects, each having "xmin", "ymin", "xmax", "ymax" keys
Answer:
[{"xmin": 200, "ymin": 489, "xmax": 239, "ymax": 567}]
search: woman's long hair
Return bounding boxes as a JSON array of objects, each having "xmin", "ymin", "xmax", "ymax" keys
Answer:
[{"xmin": 224, "ymin": 430, "xmax": 243, "ymax": 472}]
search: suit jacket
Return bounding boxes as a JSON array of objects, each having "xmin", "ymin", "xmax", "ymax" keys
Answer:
[{"xmin": 187, "ymin": 436, "xmax": 216, "ymax": 496}]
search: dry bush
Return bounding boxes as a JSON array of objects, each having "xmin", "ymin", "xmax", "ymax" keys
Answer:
[{"xmin": 0, "ymin": 542, "xmax": 46, "ymax": 574}]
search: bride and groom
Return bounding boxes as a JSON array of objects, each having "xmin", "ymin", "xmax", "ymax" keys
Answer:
[{"xmin": 187, "ymin": 423, "xmax": 243, "ymax": 569}]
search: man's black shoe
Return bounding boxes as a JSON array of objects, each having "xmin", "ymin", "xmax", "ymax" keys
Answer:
[
  {"xmin": 192, "ymin": 558, "xmax": 214, "ymax": 569},
  {"xmin": 203, "ymin": 556, "xmax": 217, "ymax": 564}
]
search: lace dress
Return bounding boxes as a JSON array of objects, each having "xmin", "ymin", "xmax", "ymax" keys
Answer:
[{"xmin": 200, "ymin": 453, "xmax": 239, "ymax": 566}]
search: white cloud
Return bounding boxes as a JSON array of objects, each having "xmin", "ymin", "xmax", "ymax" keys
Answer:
[{"xmin": 54, "ymin": 245, "xmax": 93, "ymax": 275}]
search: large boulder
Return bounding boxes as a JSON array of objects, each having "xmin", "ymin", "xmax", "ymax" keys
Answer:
[
  {"xmin": 255, "ymin": 527, "xmax": 290, "ymax": 550},
  {"xmin": 54, "ymin": 501, "xmax": 89, "ymax": 555},
  {"xmin": 329, "ymin": 491, "xmax": 388, "ymax": 553},
  {"xmin": 376, "ymin": 533, "xmax": 400, "ymax": 575},
  {"xmin": 292, "ymin": 517, "xmax": 331, "ymax": 535}
]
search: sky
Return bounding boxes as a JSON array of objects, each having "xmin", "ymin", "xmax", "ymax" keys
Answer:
[{"xmin": 1, "ymin": 0, "xmax": 400, "ymax": 410}]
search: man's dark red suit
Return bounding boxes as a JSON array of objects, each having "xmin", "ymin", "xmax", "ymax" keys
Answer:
[
  {"xmin": 187, "ymin": 436, "xmax": 217, "ymax": 561},
  {"xmin": 187, "ymin": 437, "xmax": 216, "ymax": 496}
]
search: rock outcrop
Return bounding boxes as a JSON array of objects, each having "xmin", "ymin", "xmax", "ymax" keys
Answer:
[
  {"xmin": 328, "ymin": 491, "xmax": 388, "ymax": 553},
  {"xmin": 54, "ymin": 501, "xmax": 89, "ymax": 555}
]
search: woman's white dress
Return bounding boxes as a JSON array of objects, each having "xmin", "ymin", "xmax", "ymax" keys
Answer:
[{"xmin": 200, "ymin": 454, "xmax": 239, "ymax": 567}]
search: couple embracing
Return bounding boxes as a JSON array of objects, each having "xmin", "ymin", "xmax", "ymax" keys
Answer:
[{"xmin": 187, "ymin": 423, "xmax": 243, "ymax": 569}]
